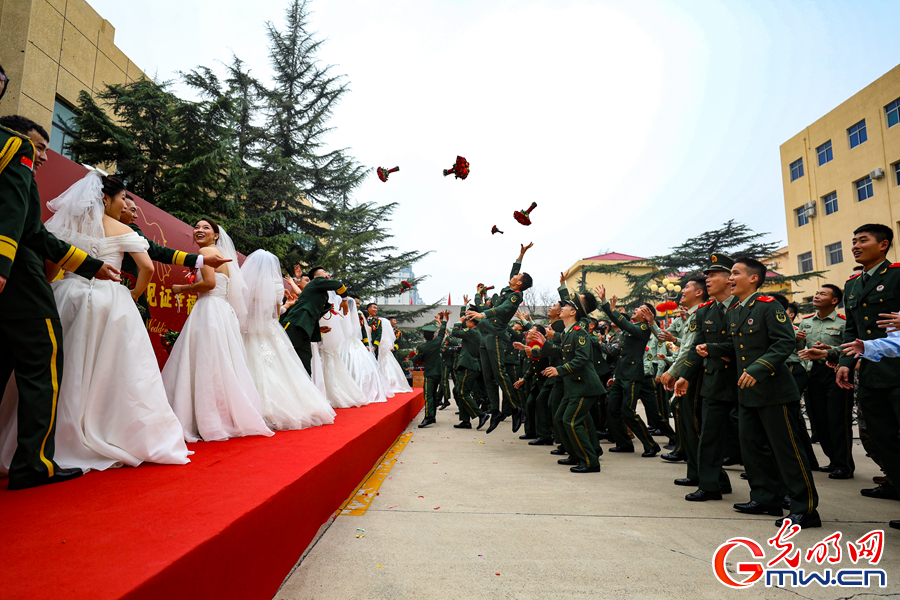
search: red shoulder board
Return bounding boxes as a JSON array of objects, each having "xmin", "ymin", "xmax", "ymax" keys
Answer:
[
  {"xmin": 756, "ymin": 296, "xmax": 774, "ymax": 303},
  {"xmin": 838, "ymin": 313, "xmax": 847, "ymax": 320},
  {"xmin": 890, "ymin": 263, "xmax": 900, "ymax": 268},
  {"xmin": 573, "ymin": 325, "xmax": 581, "ymax": 330},
  {"xmin": 846, "ymin": 273, "xmax": 861, "ymax": 281},
  {"xmin": 698, "ymin": 300, "xmax": 714, "ymax": 308},
  {"xmin": 802, "ymin": 314, "xmax": 814, "ymax": 319}
]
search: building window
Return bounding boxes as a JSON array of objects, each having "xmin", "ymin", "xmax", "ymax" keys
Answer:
[
  {"xmin": 856, "ymin": 176, "xmax": 874, "ymax": 201},
  {"xmin": 848, "ymin": 119, "xmax": 867, "ymax": 148},
  {"xmin": 823, "ymin": 191, "xmax": 838, "ymax": 215},
  {"xmin": 816, "ymin": 140, "xmax": 833, "ymax": 166},
  {"xmin": 825, "ymin": 241, "xmax": 843, "ymax": 266},
  {"xmin": 887, "ymin": 98, "xmax": 900, "ymax": 128},
  {"xmin": 49, "ymin": 99, "xmax": 79, "ymax": 159},
  {"xmin": 796, "ymin": 206, "xmax": 809, "ymax": 227},
  {"xmin": 894, "ymin": 161, "xmax": 900, "ymax": 185},
  {"xmin": 789, "ymin": 157, "xmax": 804, "ymax": 181},
  {"xmin": 798, "ymin": 252, "xmax": 814, "ymax": 274}
]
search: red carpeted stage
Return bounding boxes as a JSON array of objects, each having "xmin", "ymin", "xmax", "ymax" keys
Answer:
[{"xmin": 0, "ymin": 390, "xmax": 424, "ymax": 600}]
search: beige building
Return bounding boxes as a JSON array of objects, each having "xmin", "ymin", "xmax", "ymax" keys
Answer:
[
  {"xmin": 780, "ymin": 63, "xmax": 900, "ymax": 303},
  {"xmin": 563, "ymin": 252, "xmax": 659, "ymax": 305},
  {"xmin": 0, "ymin": 0, "xmax": 145, "ymax": 155}
]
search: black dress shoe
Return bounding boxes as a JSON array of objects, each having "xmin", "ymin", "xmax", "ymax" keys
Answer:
[
  {"xmin": 8, "ymin": 467, "xmax": 83, "ymax": 491},
  {"xmin": 647, "ymin": 428, "xmax": 662, "ymax": 436},
  {"xmin": 511, "ymin": 409, "xmax": 523, "ymax": 433},
  {"xmin": 818, "ymin": 464, "xmax": 835, "ymax": 473},
  {"xmin": 674, "ymin": 478, "xmax": 698, "ymax": 486},
  {"xmin": 570, "ymin": 465, "xmax": 601, "ymax": 473},
  {"xmin": 557, "ymin": 457, "xmax": 579, "ymax": 465},
  {"xmin": 454, "ymin": 421, "xmax": 472, "ymax": 429},
  {"xmin": 608, "ymin": 446, "xmax": 634, "ymax": 453},
  {"xmin": 722, "ymin": 456, "xmax": 743, "ymax": 466},
  {"xmin": 663, "ymin": 443, "xmax": 676, "ymax": 451},
  {"xmin": 661, "ymin": 452, "xmax": 685, "ymax": 462},
  {"xmin": 477, "ymin": 412, "xmax": 491, "ymax": 430},
  {"xmin": 733, "ymin": 500, "xmax": 782, "ymax": 516},
  {"xmin": 418, "ymin": 417, "xmax": 436, "ymax": 428},
  {"xmin": 685, "ymin": 489, "xmax": 723, "ymax": 502},
  {"xmin": 740, "ymin": 472, "xmax": 748, "ymax": 480},
  {"xmin": 519, "ymin": 433, "xmax": 537, "ymax": 440},
  {"xmin": 861, "ymin": 484, "xmax": 900, "ymax": 500},
  {"xmin": 641, "ymin": 445, "xmax": 661, "ymax": 458},
  {"xmin": 782, "ymin": 495, "xmax": 791, "ymax": 510},
  {"xmin": 828, "ymin": 469, "xmax": 854, "ymax": 480},
  {"xmin": 528, "ymin": 437, "xmax": 554, "ymax": 446},
  {"xmin": 776, "ymin": 511, "xmax": 822, "ymax": 528},
  {"xmin": 438, "ymin": 401, "xmax": 450, "ymax": 410},
  {"xmin": 485, "ymin": 412, "xmax": 505, "ymax": 434},
  {"xmin": 550, "ymin": 448, "xmax": 568, "ymax": 455},
  {"xmin": 890, "ymin": 520, "xmax": 900, "ymax": 530}
]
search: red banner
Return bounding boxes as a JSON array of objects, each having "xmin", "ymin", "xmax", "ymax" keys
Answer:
[{"xmin": 36, "ymin": 150, "xmax": 225, "ymax": 369}]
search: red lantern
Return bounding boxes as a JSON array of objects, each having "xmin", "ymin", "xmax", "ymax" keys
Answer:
[
  {"xmin": 443, "ymin": 156, "xmax": 470, "ymax": 180},
  {"xmin": 491, "ymin": 225, "xmax": 503, "ymax": 235},
  {"xmin": 377, "ymin": 166, "xmax": 399, "ymax": 182},
  {"xmin": 513, "ymin": 201, "xmax": 538, "ymax": 226}
]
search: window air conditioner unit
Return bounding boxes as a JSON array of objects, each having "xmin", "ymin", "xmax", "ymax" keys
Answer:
[
  {"xmin": 803, "ymin": 200, "xmax": 816, "ymax": 217},
  {"xmin": 871, "ymin": 168, "xmax": 885, "ymax": 180}
]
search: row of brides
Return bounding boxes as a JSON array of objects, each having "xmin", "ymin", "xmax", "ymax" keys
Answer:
[{"xmin": 0, "ymin": 170, "xmax": 411, "ymax": 474}]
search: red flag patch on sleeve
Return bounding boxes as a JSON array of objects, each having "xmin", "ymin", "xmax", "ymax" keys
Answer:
[{"xmin": 20, "ymin": 156, "xmax": 33, "ymax": 171}]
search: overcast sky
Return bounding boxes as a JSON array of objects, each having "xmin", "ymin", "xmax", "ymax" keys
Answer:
[{"xmin": 88, "ymin": 0, "xmax": 900, "ymax": 304}]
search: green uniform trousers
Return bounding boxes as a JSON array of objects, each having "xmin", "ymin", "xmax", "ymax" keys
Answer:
[
  {"xmin": 558, "ymin": 395, "xmax": 601, "ymax": 468},
  {"xmin": 0, "ymin": 318, "xmax": 66, "ymax": 483},
  {"xmin": 454, "ymin": 367, "xmax": 484, "ymax": 422},
  {"xmin": 672, "ymin": 375, "xmax": 702, "ymax": 480},
  {"xmin": 607, "ymin": 377, "xmax": 657, "ymax": 453},
  {"xmin": 697, "ymin": 397, "xmax": 737, "ymax": 492},
  {"xmin": 788, "ymin": 364, "xmax": 819, "ymax": 470},
  {"xmin": 532, "ymin": 378, "xmax": 555, "ymax": 440},
  {"xmin": 806, "ymin": 362, "xmax": 855, "ymax": 473},
  {"xmin": 284, "ymin": 325, "xmax": 313, "ymax": 375},
  {"xmin": 423, "ymin": 374, "xmax": 441, "ymax": 418},
  {"xmin": 856, "ymin": 386, "xmax": 900, "ymax": 497},
  {"xmin": 504, "ymin": 362, "xmax": 524, "ymax": 415},
  {"xmin": 641, "ymin": 376, "xmax": 676, "ymax": 442},
  {"xmin": 547, "ymin": 381, "xmax": 566, "ymax": 449},
  {"xmin": 523, "ymin": 376, "xmax": 546, "ymax": 438},
  {"xmin": 479, "ymin": 335, "xmax": 521, "ymax": 414},
  {"xmin": 740, "ymin": 402, "xmax": 819, "ymax": 514}
]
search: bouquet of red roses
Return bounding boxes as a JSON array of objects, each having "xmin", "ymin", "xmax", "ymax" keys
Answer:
[
  {"xmin": 377, "ymin": 166, "xmax": 399, "ymax": 182},
  {"xmin": 443, "ymin": 156, "xmax": 470, "ymax": 180},
  {"xmin": 491, "ymin": 225, "xmax": 503, "ymax": 235},
  {"xmin": 160, "ymin": 329, "xmax": 180, "ymax": 354},
  {"xmin": 514, "ymin": 201, "xmax": 538, "ymax": 226}
]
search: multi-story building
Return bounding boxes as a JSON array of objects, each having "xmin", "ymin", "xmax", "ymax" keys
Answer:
[
  {"xmin": 563, "ymin": 252, "xmax": 659, "ymax": 302},
  {"xmin": 372, "ymin": 267, "xmax": 424, "ymax": 305},
  {"xmin": 780, "ymin": 63, "xmax": 900, "ymax": 304},
  {"xmin": 0, "ymin": 0, "xmax": 145, "ymax": 156}
]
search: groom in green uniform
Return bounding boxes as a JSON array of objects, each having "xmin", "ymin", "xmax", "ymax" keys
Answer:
[
  {"xmin": 411, "ymin": 312, "xmax": 450, "ymax": 428},
  {"xmin": 280, "ymin": 266, "xmax": 349, "ymax": 375},
  {"xmin": 0, "ymin": 119, "xmax": 121, "ymax": 490}
]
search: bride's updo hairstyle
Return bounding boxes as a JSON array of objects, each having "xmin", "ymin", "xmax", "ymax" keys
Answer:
[{"xmin": 100, "ymin": 175, "xmax": 126, "ymax": 199}]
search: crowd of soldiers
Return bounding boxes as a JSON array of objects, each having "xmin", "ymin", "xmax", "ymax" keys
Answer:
[{"xmin": 409, "ymin": 228, "xmax": 900, "ymax": 532}]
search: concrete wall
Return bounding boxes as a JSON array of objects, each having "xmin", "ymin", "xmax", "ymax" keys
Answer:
[
  {"xmin": 781, "ymin": 62, "xmax": 900, "ymax": 302},
  {"xmin": 0, "ymin": 0, "xmax": 145, "ymax": 132}
]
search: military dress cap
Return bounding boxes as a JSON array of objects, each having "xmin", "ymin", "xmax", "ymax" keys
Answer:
[
  {"xmin": 422, "ymin": 323, "xmax": 439, "ymax": 333},
  {"xmin": 704, "ymin": 253, "xmax": 734, "ymax": 274}
]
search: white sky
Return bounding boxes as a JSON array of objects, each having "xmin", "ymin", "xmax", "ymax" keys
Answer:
[{"xmin": 88, "ymin": 0, "xmax": 900, "ymax": 304}]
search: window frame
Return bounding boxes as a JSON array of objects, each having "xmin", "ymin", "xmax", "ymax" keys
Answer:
[
  {"xmin": 825, "ymin": 241, "xmax": 843, "ymax": 266},
  {"xmin": 848, "ymin": 119, "xmax": 868, "ymax": 149},
  {"xmin": 886, "ymin": 98, "xmax": 900, "ymax": 129},
  {"xmin": 789, "ymin": 157, "xmax": 804, "ymax": 182},
  {"xmin": 816, "ymin": 140, "xmax": 833, "ymax": 166},
  {"xmin": 798, "ymin": 251, "xmax": 814, "ymax": 274},
  {"xmin": 823, "ymin": 191, "xmax": 838, "ymax": 215},
  {"xmin": 856, "ymin": 176, "xmax": 874, "ymax": 202},
  {"xmin": 795, "ymin": 206, "xmax": 809, "ymax": 227}
]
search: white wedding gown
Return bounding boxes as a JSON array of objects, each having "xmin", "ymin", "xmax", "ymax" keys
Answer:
[
  {"xmin": 162, "ymin": 270, "xmax": 274, "ymax": 442},
  {"xmin": 377, "ymin": 318, "xmax": 413, "ymax": 395},
  {"xmin": 241, "ymin": 284, "xmax": 336, "ymax": 431},
  {"xmin": 336, "ymin": 297, "xmax": 388, "ymax": 404},
  {"xmin": 314, "ymin": 297, "xmax": 368, "ymax": 409},
  {"xmin": 0, "ymin": 232, "xmax": 190, "ymax": 472}
]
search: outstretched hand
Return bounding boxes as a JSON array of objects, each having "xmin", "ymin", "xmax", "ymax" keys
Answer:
[
  {"xmin": 204, "ymin": 254, "xmax": 233, "ymax": 269},
  {"xmin": 560, "ymin": 270, "xmax": 569, "ymax": 286},
  {"xmin": 593, "ymin": 284, "xmax": 606, "ymax": 303},
  {"xmin": 519, "ymin": 242, "xmax": 534, "ymax": 258},
  {"xmin": 294, "ymin": 264, "xmax": 303, "ymax": 279},
  {"xmin": 95, "ymin": 263, "xmax": 122, "ymax": 282}
]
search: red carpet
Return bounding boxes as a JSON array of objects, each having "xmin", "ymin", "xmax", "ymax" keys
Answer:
[{"xmin": 0, "ymin": 390, "xmax": 424, "ymax": 600}]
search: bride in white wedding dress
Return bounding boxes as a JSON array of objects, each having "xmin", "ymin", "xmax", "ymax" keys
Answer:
[
  {"xmin": 314, "ymin": 294, "xmax": 368, "ymax": 409},
  {"xmin": 162, "ymin": 219, "xmax": 273, "ymax": 442},
  {"xmin": 0, "ymin": 170, "xmax": 189, "ymax": 472},
  {"xmin": 377, "ymin": 318, "xmax": 413, "ymax": 395},
  {"xmin": 336, "ymin": 296, "xmax": 388, "ymax": 404},
  {"xmin": 239, "ymin": 250, "xmax": 335, "ymax": 430}
]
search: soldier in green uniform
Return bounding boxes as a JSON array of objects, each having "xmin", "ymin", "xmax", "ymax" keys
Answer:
[
  {"xmin": 449, "ymin": 314, "xmax": 488, "ymax": 429},
  {"xmin": 514, "ymin": 324, "xmax": 550, "ymax": 440},
  {"xmin": 366, "ymin": 303, "xmax": 382, "ymax": 357},
  {"xmin": 698, "ymin": 257, "xmax": 820, "ymax": 527},
  {"xmin": 595, "ymin": 286, "xmax": 661, "ymax": 457},
  {"xmin": 837, "ymin": 224, "xmax": 900, "ymax": 530},
  {"xmin": 117, "ymin": 194, "xmax": 231, "ymax": 326},
  {"xmin": 437, "ymin": 331, "xmax": 460, "ymax": 410},
  {"xmin": 410, "ymin": 312, "xmax": 449, "ymax": 427},
  {"xmin": 797, "ymin": 284, "xmax": 854, "ymax": 478},
  {"xmin": 0, "ymin": 120, "xmax": 121, "ymax": 490},
  {"xmin": 466, "ymin": 243, "xmax": 534, "ymax": 434},
  {"xmin": 279, "ymin": 267, "xmax": 349, "ymax": 374},
  {"xmin": 520, "ymin": 304, "xmax": 564, "ymax": 446},
  {"xmin": 679, "ymin": 254, "xmax": 738, "ymax": 501},
  {"xmin": 391, "ymin": 318, "xmax": 402, "ymax": 352}
]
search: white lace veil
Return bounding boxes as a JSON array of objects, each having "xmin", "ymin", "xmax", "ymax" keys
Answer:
[
  {"xmin": 379, "ymin": 317, "xmax": 396, "ymax": 349},
  {"xmin": 44, "ymin": 168, "xmax": 106, "ymax": 245},
  {"xmin": 215, "ymin": 226, "xmax": 248, "ymax": 322},
  {"xmin": 239, "ymin": 249, "xmax": 282, "ymax": 334}
]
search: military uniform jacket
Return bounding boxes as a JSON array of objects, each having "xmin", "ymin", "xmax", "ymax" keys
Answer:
[
  {"xmin": 600, "ymin": 301, "xmax": 651, "ymax": 381},
  {"xmin": 369, "ymin": 316, "xmax": 382, "ymax": 350},
  {"xmin": 450, "ymin": 324, "xmax": 482, "ymax": 372},
  {"xmin": 532, "ymin": 324, "xmax": 604, "ymax": 397},
  {"xmin": 706, "ymin": 292, "xmax": 799, "ymax": 407},
  {"xmin": 839, "ymin": 260, "xmax": 900, "ymax": 388},
  {"xmin": 120, "ymin": 223, "xmax": 199, "ymax": 280},
  {"xmin": 475, "ymin": 260, "xmax": 523, "ymax": 337},
  {"xmin": 279, "ymin": 277, "xmax": 348, "ymax": 341},
  {"xmin": 684, "ymin": 297, "xmax": 738, "ymax": 402},
  {"xmin": 589, "ymin": 334, "xmax": 612, "ymax": 380},
  {"xmin": 0, "ymin": 126, "xmax": 103, "ymax": 319},
  {"xmin": 798, "ymin": 309, "xmax": 845, "ymax": 370},
  {"xmin": 411, "ymin": 322, "xmax": 447, "ymax": 377}
]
